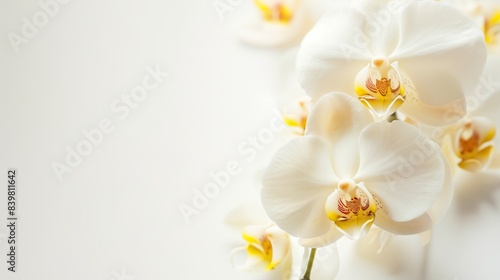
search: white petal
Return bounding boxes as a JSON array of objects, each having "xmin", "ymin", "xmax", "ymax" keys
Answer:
[
  {"xmin": 472, "ymin": 90, "xmax": 500, "ymax": 146},
  {"xmin": 230, "ymin": 246, "xmax": 267, "ymax": 272},
  {"xmin": 285, "ymin": 237, "xmax": 306, "ymax": 280},
  {"xmin": 261, "ymin": 136, "xmax": 338, "ymax": 238},
  {"xmin": 298, "ymin": 225, "xmax": 343, "ymax": 248},
  {"xmin": 348, "ymin": 0, "xmax": 402, "ymax": 56},
  {"xmin": 440, "ymin": 132, "xmax": 458, "ymax": 175},
  {"xmin": 374, "ymin": 211, "xmax": 433, "ymax": 235},
  {"xmin": 355, "ymin": 121, "xmax": 445, "ymax": 222},
  {"xmin": 490, "ymin": 150, "xmax": 500, "ymax": 169},
  {"xmin": 426, "ymin": 139, "xmax": 454, "ymax": 225},
  {"xmin": 469, "ymin": 55, "xmax": 500, "ymax": 106},
  {"xmin": 470, "ymin": 56, "xmax": 500, "ymax": 146},
  {"xmin": 296, "ymin": 9, "xmax": 372, "ymax": 100},
  {"xmin": 305, "ymin": 92, "xmax": 373, "ymax": 178},
  {"xmin": 266, "ymin": 226, "xmax": 291, "ymax": 268},
  {"xmin": 366, "ymin": 226, "xmax": 393, "ymax": 254},
  {"xmin": 398, "ymin": 71, "xmax": 467, "ymax": 126},
  {"xmin": 391, "ymin": 1, "xmax": 487, "ymax": 109},
  {"xmin": 419, "ymin": 230, "xmax": 432, "ymax": 246},
  {"xmin": 225, "ymin": 200, "xmax": 270, "ymax": 228}
]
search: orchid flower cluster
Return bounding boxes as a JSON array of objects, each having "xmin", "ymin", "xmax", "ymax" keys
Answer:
[{"xmin": 227, "ymin": 0, "xmax": 500, "ymax": 279}]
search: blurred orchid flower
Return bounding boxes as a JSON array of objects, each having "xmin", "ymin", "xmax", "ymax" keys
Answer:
[
  {"xmin": 236, "ymin": 0, "xmax": 343, "ymax": 48},
  {"xmin": 442, "ymin": 116, "xmax": 496, "ymax": 172},
  {"xmin": 261, "ymin": 92, "xmax": 452, "ymax": 248},
  {"xmin": 226, "ymin": 200, "xmax": 340, "ymax": 279},
  {"xmin": 226, "ymin": 201, "xmax": 292, "ymax": 274},
  {"xmin": 236, "ymin": 0, "xmax": 311, "ymax": 48},
  {"xmin": 438, "ymin": 56, "xmax": 500, "ymax": 173},
  {"xmin": 296, "ymin": 0, "xmax": 487, "ymax": 124},
  {"xmin": 231, "ymin": 223, "xmax": 292, "ymax": 271}
]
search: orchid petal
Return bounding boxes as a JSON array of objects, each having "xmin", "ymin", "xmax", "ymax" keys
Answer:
[
  {"xmin": 398, "ymin": 71, "xmax": 467, "ymax": 126},
  {"xmin": 426, "ymin": 143, "xmax": 454, "ymax": 225},
  {"xmin": 225, "ymin": 201, "xmax": 270, "ymax": 228},
  {"xmin": 298, "ymin": 225, "xmax": 343, "ymax": 248},
  {"xmin": 296, "ymin": 9, "xmax": 372, "ymax": 100},
  {"xmin": 266, "ymin": 225, "xmax": 291, "ymax": 269},
  {"xmin": 470, "ymin": 56, "xmax": 500, "ymax": 113},
  {"xmin": 230, "ymin": 246, "xmax": 267, "ymax": 271},
  {"xmin": 261, "ymin": 136, "xmax": 338, "ymax": 238},
  {"xmin": 374, "ymin": 211, "xmax": 433, "ymax": 235},
  {"xmin": 391, "ymin": 1, "xmax": 487, "ymax": 110},
  {"xmin": 355, "ymin": 121, "xmax": 445, "ymax": 222},
  {"xmin": 419, "ymin": 230, "xmax": 432, "ymax": 246},
  {"xmin": 366, "ymin": 226, "xmax": 393, "ymax": 254},
  {"xmin": 305, "ymin": 92, "xmax": 373, "ymax": 178},
  {"xmin": 489, "ymin": 150, "xmax": 500, "ymax": 169}
]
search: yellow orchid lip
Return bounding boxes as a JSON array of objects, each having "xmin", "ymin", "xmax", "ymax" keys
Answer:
[
  {"xmin": 326, "ymin": 180, "xmax": 377, "ymax": 239},
  {"xmin": 484, "ymin": 9, "xmax": 500, "ymax": 45},
  {"xmin": 239, "ymin": 224, "xmax": 289, "ymax": 271},
  {"xmin": 354, "ymin": 57, "xmax": 406, "ymax": 120},
  {"xmin": 254, "ymin": 0, "xmax": 294, "ymax": 24},
  {"xmin": 245, "ymin": 237, "xmax": 273, "ymax": 265}
]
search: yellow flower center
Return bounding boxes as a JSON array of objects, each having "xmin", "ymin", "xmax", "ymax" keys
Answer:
[
  {"xmin": 325, "ymin": 179, "xmax": 377, "ymax": 239},
  {"xmin": 254, "ymin": 0, "xmax": 294, "ymax": 24},
  {"xmin": 245, "ymin": 235, "xmax": 273, "ymax": 264},
  {"xmin": 454, "ymin": 117, "xmax": 496, "ymax": 172},
  {"xmin": 354, "ymin": 57, "xmax": 406, "ymax": 120},
  {"xmin": 232, "ymin": 225, "xmax": 289, "ymax": 272},
  {"xmin": 458, "ymin": 122, "xmax": 481, "ymax": 157}
]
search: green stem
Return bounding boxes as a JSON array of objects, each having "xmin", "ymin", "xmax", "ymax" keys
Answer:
[{"xmin": 301, "ymin": 248, "xmax": 317, "ymax": 280}]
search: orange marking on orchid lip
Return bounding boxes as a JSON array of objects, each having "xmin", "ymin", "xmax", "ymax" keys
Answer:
[
  {"xmin": 459, "ymin": 122, "xmax": 480, "ymax": 155},
  {"xmin": 366, "ymin": 78, "xmax": 400, "ymax": 97},
  {"xmin": 260, "ymin": 236, "xmax": 272, "ymax": 256},
  {"xmin": 337, "ymin": 191, "xmax": 370, "ymax": 215},
  {"xmin": 338, "ymin": 197, "xmax": 362, "ymax": 215}
]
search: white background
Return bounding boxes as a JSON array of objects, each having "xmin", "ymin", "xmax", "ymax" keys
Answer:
[{"xmin": 0, "ymin": 1, "xmax": 499, "ymax": 279}]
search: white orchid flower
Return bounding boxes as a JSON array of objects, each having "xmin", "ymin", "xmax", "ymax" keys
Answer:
[
  {"xmin": 231, "ymin": 223, "xmax": 292, "ymax": 271},
  {"xmin": 439, "ymin": 56, "xmax": 500, "ymax": 173},
  {"xmin": 236, "ymin": 0, "xmax": 345, "ymax": 48},
  {"xmin": 227, "ymin": 202, "xmax": 293, "ymax": 273},
  {"xmin": 442, "ymin": 116, "xmax": 496, "ymax": 172},
  {"xmin": 261, "ymin": 92, "xmax": 452, "ymax": 247},
  {"xmin": 236, "ymin": 0, "xmax": 312, "ymax": 48},
  {"xmin": 226, "ymin": 200, "xmax": 340, "ymax": 279},
  {"xmin": 296, "ymin": 0, "xmax": 487, "ymax": 125}
]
